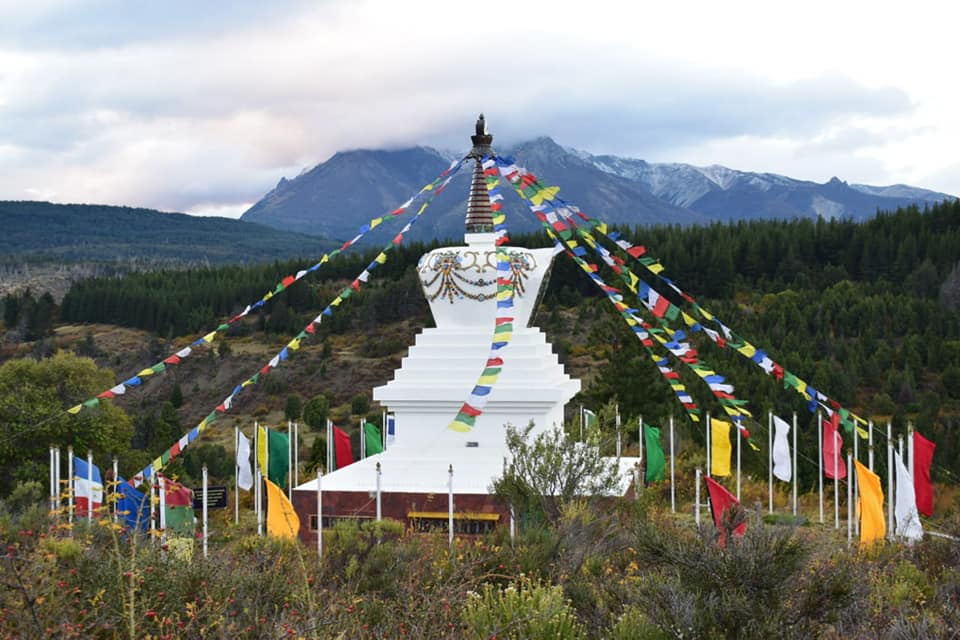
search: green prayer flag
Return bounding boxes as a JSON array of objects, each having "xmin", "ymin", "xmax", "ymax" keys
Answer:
[
  {"xmin": 363, "ymin": 423, "xmax": 383, "ymax": 456},
  {"xmin": 643, "ymin": 424, "xmax": 666, "ymax": 483},
  {"xmin": 267, "ymin": 430, "xmax": 290, "ymax": 488}
]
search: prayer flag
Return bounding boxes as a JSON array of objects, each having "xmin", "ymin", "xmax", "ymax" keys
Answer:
[
  {"xmin": 894, "ymin": 451, "xmax": 924, "ymax": 542},
  {"xmin": 268, "ymin": 430, "xmax": 290, "ymax": 489},
  {"xmin": 116, "ymin": 479, "xmax": 149, "ymax": 531},
  {"xmin": 704, "ymin": 476, "xmax": 746, "ymax": 545},
  {"xmin": 772, "ymin": 415, "xmax": 792, "ymax": 482},
  {"xmin": 72, "ymin": 456, "xmax": 103, "ymax": 518},
  {"xmin": 363, "ymin": 423, "xmax": 383, "ymax": 456},
  {"xmin": 163, "ymin": 480, "xmax": 194, "ymax": 537},
  {"xmin": 643, "ymin": 424, "xmax": 665, "ymax": 482},
  {"xmin": 333, "ymin": 426, "xmax": 354, "ymax": 470},
  {"xmin": 913, "ymin": 431, "xmax": 936, "ymax": 517},
  {"xmin": 236, "ymin": 431, "xmax": 253, "ymax": 491},
  {"xmin": 265, "ymin": 478, "xmax": 300, "ymax": 539},
  {"xmin": 854, "ymin": 460, "xmax": 885, "ymax": 546},
  {"xmin": 823, "ymin": 413, "xmax": 846, "ymax": 480},
  {"xmin": 710, "ymin": 419, "xmax": 732, "ymax": 477},
  {"xmin": 257, "ymin": 424, "xmax": 269, "ymax": 477}
]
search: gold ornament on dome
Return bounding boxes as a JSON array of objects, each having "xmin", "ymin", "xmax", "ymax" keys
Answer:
[{"xmin": 419, "ymin": 249, "xmax": 537, "ymax": 304}]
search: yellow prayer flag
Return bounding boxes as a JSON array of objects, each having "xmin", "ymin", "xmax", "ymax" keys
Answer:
[
  {"xmin": 710, "ymin": 419, "xmax": 732, "ymax": 477},
  {"xmin": 265, "ymin": 478, "xmax": 300, "ymax": 540},
  {"xmin": 262, "ymin": 292, "xmax": 274, "ymax": 302},
  {"xmin": 67, "ymin": 405, "xmax": 83, "ymax": 415},
  {"xmin": 737, "ymin": 344, "xmax": 756, "ymax": 358},
  {"xmin": 648, "ymin": 263, "xmax": 665, "ymax": 274},
  {"xmin": 855, "ymin": 460, "xmax": 885, "ymax": 546},
  {"xmin": 257, "ymin": 424, "xmax": 268, "ymax": 476},
  {"xmin": 138, "ymin": 368, "xmax": 155, "ymax": 377},
  {"xmin": 596, "ymin": 222, "xmax": 608, "ymax": 234},
  {"xmin": 202, "ymin": 332, "xmax": 216, "ymax": 343},
  {"xmin": 626, "ymin": 271, "xmax": 639, "ymax": 292},
  {"xmin": 374, "ymin": 252, "xmax": 388, "ymax": 264},
  {"xmin": 370, "ymin": 217, "xmax": 382, "ymax": 229},
  {"xmin": 682, "ymin": 312, "xmax": 696, "ymax": 327},
  {"xmin": 287, "ymin": 338, "xmax": 301, "ymax": 351}
]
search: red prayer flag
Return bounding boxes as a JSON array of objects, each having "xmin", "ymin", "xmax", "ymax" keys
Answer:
[
  {"xmin": 626, "ymin": 245, "xmax": 646, "ymax": 258},
  {"xmin": 704, "ymin": 476, "xmax": 746, "ymax": 545},
  {"xmin": 913, "ymin": 431, "xmax": 936, "ymax": 517},
  {"xmin": 823, "ymin": 412, "xmax": 847, "ymax": 480},
  {"xmin": 459, "ymin": 403, "xmax": 482, "ymax": 417},
  {"xmin": 164, "ymin": 480, "xmax": 192, "ymax": 507},
  {"xmin": 333, "ymin": 426, "xmax": 354, "ymax": 470}
]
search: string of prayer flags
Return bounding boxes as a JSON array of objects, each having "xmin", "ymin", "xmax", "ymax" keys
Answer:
[
  {"xmin": 450, "ymin": 157, "xmax": 515, "ymax": 432},
  {"xmin": 66, "ymin": 159, "xmax": 463, "ymax": 421},
  {"xmin": 132, "ymin": 161, "xmax": 464, "ymax": 484}
]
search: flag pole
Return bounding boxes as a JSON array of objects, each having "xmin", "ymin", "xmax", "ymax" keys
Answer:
[
  {"xmin": 253, "ymin": 421, "xmax": 259, "ymax": 519},
  {"xmin": 159, "ymin": 474, "xmax": 167, "ymax": 546},
  {"xmin": 360, "ymin": 415, "xmax": 366, "ymax": 460},
  {"xmin": 448, "ymin": 464, "xmax": 454, "ymax": 552},
  {"xmin": 54, "ymin": 447, "xmax": 61, "ymax": 521},
  {"xmin": 86, "ymin": 449, "xmax": 94, "ymax": 523},
  {"xmin": 49, "ymin": 447, "xmax": 55, "ymax": 515},
  {"xmin": 67, "ymin": 446, "xmax": 74, "ymax": 525},
  {"xmin": 326, "ymin": 419, "xmax": 333, "ymax": 472},
  {"xmin": 853, "ymin": 424, "xmax": 860, "ymax": 536},
  {"xmin": 202, "ymin": 465, "xmax": 209, "ymax": 559},
  {"xmin": 235, "ymin": 425, "xmax": 240, "ymax": 526},
  {"xmin": 907, "ymin": 422, "xmax": 915, "ymax": 481},
  {"xmin": 316, "ymin": 470, "xmax": 323, "ymax": 558},
  {"xmin": 669, "ymin": 415, "xmax": 676, "ymax": 514},
  {"xmin": 149, "ymin": 479, "xmax": 156, "ymax": 540},
  {"xmin": 818, "ymin": 412, "xmax": 824, "ymax": 524},
  {"xmin": 509, "ymin": 505, "xmax": 516, "ymax": 544},
  {"xmin": 706, "ymin": 413, "xmax": 712, "ymax": 478},
  {"xmin": 792, "ymin": 412, "xmax": 798, "ymax": 517},
  {"xmin": 736, "ymin": 422, "xmax": 742, "ymax": 501},
  {"xmin": 615, "ymin": 405, "xmax": 621, "ymax": 457},
  {"xmin": 256, "ymin": 465, "xmax": 263, "ymax": 537},
  {"xmin": 847, "ymin": 453, "xmax": 853, "ymax": 546},
  {"xmin": 579, "ymin": 404, "xmax": 584, "ymax": 442},
  {"xmin": 112, "ymin": 457, "xmax": 118, "ymax": 524},
  {"xmin": 834, "ymin": 426, "xmax": 840, "ymax": 530},
  {"xmin": 695, "ymin": 468, "xmax": 701, "ymax": 528},
  {"xmin": 638, "ymin": 415, "xmax": 643, "ymax": 465},
  {"xmin": 868, "ymin": 420, "xmax": 874, "ymax": 472},
  {"xmin": 375, "ymin": 462, "xmax": 382, "ymax": 522},
  {"xmin": 768, "ymin": 410, "xmax": 773, "ymax": 513},
  {"xmin": 887, "ymin": 422, "xmax": 894, "ymax": 542},
  {"xmin": 287, "ymin": 420, "xmax": 293, "ymax": 500},
  {"xmin": 294, "ymin": 421, "xmax": 300, "ymax": 488}
]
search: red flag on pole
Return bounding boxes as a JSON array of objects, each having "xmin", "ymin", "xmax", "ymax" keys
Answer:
[
  {"xmin": 823, "ymin": 412, "xmax": 847, "ymax": 480},
  {"xmin": 704, "ymin": 476, "xmax": 747, "ymax": 545},
  {"xmin": 332, "ymin": 425, "xmax": 354, "ymax": 470},
  {"xmin": 913, "ymin": 431, "xmax": 936, "ymax": 517}
]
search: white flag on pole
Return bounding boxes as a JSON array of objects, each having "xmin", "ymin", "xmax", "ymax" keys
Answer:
[
  {"xmin": 237, "ymin": 432, "xmax": 254, "ymax": 491},
  {"xmin": 772, "ymin": 415, "xmax": 793, "ymax": 482},
  {"xmin": 894, "ymin": 451, "xmax": 923, "ymax": 542}
]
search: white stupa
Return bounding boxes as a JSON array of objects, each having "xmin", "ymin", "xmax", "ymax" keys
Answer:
[{"xmin": 292, "ymin": 117, "xmax": 592, "ymax": 536}]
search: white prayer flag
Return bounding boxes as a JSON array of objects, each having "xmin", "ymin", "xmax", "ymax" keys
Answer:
[
  {"xmin": 237, "ymin": 432, "xmax": 254, "ymax": 491},
  {"xmin": 894, "ymin": 451, "xmax": 923, "ymax": 542},
  {"xmin": 772, "ymin": 415, "xmax": 793, "ymax": 482}
]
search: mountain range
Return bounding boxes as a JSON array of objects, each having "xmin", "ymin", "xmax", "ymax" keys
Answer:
[{"xmin": 241, "ymin": 137, "xmax": 955, "ymax": 242}]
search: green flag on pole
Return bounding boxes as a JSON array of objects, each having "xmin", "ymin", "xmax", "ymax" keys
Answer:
[
  {"xmin": 644, "ymin": 424, "xmax": 666, "ymax": 483},
  {"xmin": 267, "ymin": 430, "xmax": 290, "ymax": 488},
  {"xmin": 363, "ymin": 423, "xmax": 384, "ymax": 456}
]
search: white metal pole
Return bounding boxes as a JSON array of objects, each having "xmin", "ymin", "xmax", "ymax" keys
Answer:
[
  {"xmin": 669, "ymin": 416, "xmax": 676, "ymax": 514},
  {"xmin": 706, "ymin": 413, "xmax": 712, "ymax": 478},
  {"xmin": 149, "ymin": 480, "xmax": 155, "ymax": 538},
  {"xmin": 887, "ymin": 422, "xmax": 894, "ymax": 542},
  {"xmin": 792, "ymin": 412, "xmax": 798, "ymax": 517},
  {"xmin": 768, "ymin": 411, "xmax": 773, "ymax": 514},
  {"xmin": 67, "ymin": 446, "xmax": 74, "ymax": 525},
  {"xmin": 316, "ymin": 470, "xmax": 323, "ymax": 557},
  {"xmin": 294, "ymin": 421, "xmax": 299, "ymax": 488},
  {"xmin": 868, "ymin": 420, "xmax": 875, "ymax": 472},
  {"xmin": 256, "ymin": 465, "xmax": 263, "ymax": 537},
  {"xmin": 448, "ymin": 464, "xmax": 454, "ymax": 551},
  {"xmin": 616, "ymin": 406, "xmax": 621, "ymax": 457},
  {"xmin": 112, "ymin": 457, "xmax": 118, "ymax": 524},
  {"xmin": 253, "ymin": 422, "xmax": 259, "ymax": 517},
  {"xmin": 847, "ymin": 453, "xmax": 853, "ymax": 545},
  {"xmin": 202, "ymin": 465, "xmax": 209, "ymax": 559},
  {"xmin": 579, "ymin": 405, "xmax": 583, "ymax": 442},
  {"xmin": 360, "ymin": 415, "xmax": 366, "ymax": 460},
  {"xmin": 818, "ymin": 413, "xmax": 824, "ymax": 524},
  {"xmin": 375, "ymin": 462, "xmax": 382, "ymax": 522},
  {"xmin": 509, "ymin": 505, "xmax": 516, "ymax": 544},
  {"xmin": 834, "ymin": 428, "xmax": 840, "ymax": 530},
  {"xmin": 287, "ymin": 420, "xmax": 293, "ymax": 500},
  {"xmin": 234, "ymin": 425, "xmax": 240, "ymax": 526},
  {"xmin": 736, "ymin": 424, "xmax": 742, "ymax": 501},
  {"xmin": 54, "ymin": 447, "xmax": 61, "ymax": 519},
  {"xmin": 327, "ymin": 419, "xmax": 333, "ymax": 472},
  {"xmin": 853, "ymin": 426, "xmax": 860, "ymax": 536},
  {"xmin": 86, "ymin": 450, "xmax": 93, "ymax": 522},
  {"xmin": 638, "ymin": 416, "xmax": 643, "ymax": 464},
  {"xmin": 159, "ymin": 475, "xmax": 166, "ymax": 545},
  {"xmin": 49, "ymin": 447, "xmax": 55, "ymax": 514},
  {"xmin": 908, "ymin": 423, "xmax": 915, "ymax": 482},
  {"xmin": 695, "ymin": 468, "xmax": 701, "ymax": 527}
]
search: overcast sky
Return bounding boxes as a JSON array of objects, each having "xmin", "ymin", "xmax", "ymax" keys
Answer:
[{"xmin": 1, "ymin": 0, "xmax": 957, "ymax": 218}]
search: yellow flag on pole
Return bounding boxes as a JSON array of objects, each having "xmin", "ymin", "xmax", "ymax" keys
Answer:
[
  {"xmin": 265, "ymin": 478, "xmax": 300, "ymax": 539},
  {"xmin": 257, "ymin": 424, "xmax": 269, "ymax": 476},
  {"xmin": 710, "ymin": 419, "xmax": 732, "ymax": 477}
]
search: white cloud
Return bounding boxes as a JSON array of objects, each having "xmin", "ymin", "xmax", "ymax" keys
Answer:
[{"xmin": 0, "ymin": 0, "xmax": 957, "ymax": 216}]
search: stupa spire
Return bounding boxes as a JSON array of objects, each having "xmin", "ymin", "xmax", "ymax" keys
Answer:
[{"xmin": 465, "ymin": 113, "xmax": 495, "ymax": 234}]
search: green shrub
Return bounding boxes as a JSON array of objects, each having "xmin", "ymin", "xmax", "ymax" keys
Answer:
[{"xmin": 463, "ymin": 575, "xmax": 586, "ymax": 640}]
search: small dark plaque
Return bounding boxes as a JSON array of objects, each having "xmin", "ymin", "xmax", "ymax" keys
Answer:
[{"xmin": 192, "ymin": 485, "xmax": 228, "ymax": 510}]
